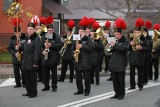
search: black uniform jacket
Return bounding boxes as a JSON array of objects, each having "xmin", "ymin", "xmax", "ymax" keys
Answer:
[
  {"xmin": 22, "ymin": 32, "xmax": 42, "ymax": 70},
  {"xmin": 7, "ymin": 33, "xmax": 26, "ymax": 64},
  {"xmin": 128, "ymin": 35, "xmax": 150, "ymax": 66},
  {"xmin": 41, "ymin": 33, "xmax": 63, "ymax": 66},
  {"xmin": 90, "ymin": 38, "xmax": 103, "ymax": 65},
  {"xmin": 73, "ymin": 35, "xmax": 93, "ymax": 70},
  {"xmin": 109, "ymin": 36, "xmax": 129, "ymax": 72}
]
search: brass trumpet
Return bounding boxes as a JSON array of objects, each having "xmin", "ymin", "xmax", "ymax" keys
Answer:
[{"xmin": 43, "ymin": 39, "xmax": 50, "ymax": 60}]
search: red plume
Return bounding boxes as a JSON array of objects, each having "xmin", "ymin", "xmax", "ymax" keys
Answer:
[
  {"xmin": 105, "ymin": 20, "xmax": 111, "ymax": 28},
  {"xmin": 67, "ymin": 19, "xmax": 75, "ymax": 29},
  {"xmin": 89, "ymin": 18, "xmax": 95, "ymax": 25},
  {"xmin": 40, "ymin": 17, "xmax": 47, "ymax": 25},
  {"xmin": 12, "ymin": 18, "xmax": 22, "ymax": 26},
  {"xmin": 145, "ymin": 20, "xmax": 152, "ymax": 29},
  {"xmin": 47, "ymin": 16, "xmax": 54, "ymax": 24},
  {"xmin": 135, "ymin": 17, "xmax": 144, "ymax": 27},
  {"xmin": 79, "ymin": 16, "xmax": 90, "ymax": 27},
  {"xmin": 92, "ymin": 21, "xmax": 100, "ymax": 30},
  {"xmin": 114, "ymin": 18, "xmax": 126, "ymax": 29},
  {"xmin": 153, "ymin": 24, "xmax": 160, "ymax": 30}
]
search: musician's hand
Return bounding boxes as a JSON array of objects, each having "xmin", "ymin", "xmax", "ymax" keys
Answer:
[
  {"xmin": 130, "ymin": 41, "xmax": 135, "ymax": 46},
  {"xmin": 73, "ymin": 53, "xmax": 76, "ymax": 58},
  {"xmin": 33, "ymin": 64, "xmax": 38, "ymax": 67},
  {"xmin": 110, "ymin": 42, "xmax": 115, "ymax": 46},
  {"xmin": 15, "ymin": 53, "xmax": 18, "ymax": 58},
  {"xmin": 152, "ymin": 49, "xmax": 155, "ymax": 52},
  {"xmin": 135, "ymin": 45, "xmax": 142, "ymax": 50},
  {"xmin": 15, "ymin": 45, "xmax": 19, "ymax": 50},
  {"xmin": 42, "ymin": 50, "xmax": 46, "ymax": 55},
  {"xmin": 76, "ymin": 44, "xmax": 82, "ymax": 50},
  {"xmin": 48, "ymin": 43, "xmax": 51, "ymax": 47}
]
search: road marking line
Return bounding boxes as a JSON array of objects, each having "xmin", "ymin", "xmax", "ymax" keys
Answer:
[
  {"xmin": 58, "ymin": 82, "xmax": 160, "ymax": 107},
  {"xmin": 0, "ymin": 78, "xmax": 15, "ymax": 87}
]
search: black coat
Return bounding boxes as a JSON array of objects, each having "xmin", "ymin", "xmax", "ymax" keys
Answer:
[
  {"xmin": 128, "ymin": 35, "xmax": 149, "ymax": 66},
  {"xmin": 74, "ymin": 35, "xmax": 93, "ymax": 70},
  {"xmin": 7, "ymin": 33, "xmax": 26, "ymax": 64},
  {"xmin": 22, "ymin": 32, "xmax": 42, "ymax": 70},
  {"xmin": 90, "ymin": 38, "xmax": 103, "ymax": 65},
  {"xmin": 41, "ymin": 33, "xmax": 63, "ymax": 66},
  {"xmin": 61, "ymin": 35, "xmax": 74, "ymax": 61},
  {"xmin": 144, "ymin": 35, "xmax": 153, "ymax": 61},
  {"xmin": 109, "ymin": 36, "xmax": 129, "ymax": 72}
]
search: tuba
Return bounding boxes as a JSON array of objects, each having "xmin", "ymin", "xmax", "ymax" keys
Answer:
[
  {"xmin": 152, "ymin": 29, "xmax": 160, "ymax": 51},
  {"xmin": 132, "ymin": 32, "xmax": 141, "ymax": 51},
  {"xmin": 36, "ymin": 24, "xmax": 47, "ymax": 40}
]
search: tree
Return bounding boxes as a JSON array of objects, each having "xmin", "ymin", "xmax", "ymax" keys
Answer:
[{"xmin": 79, "ymin": 0, "xmax": 160, "ymax": 33}]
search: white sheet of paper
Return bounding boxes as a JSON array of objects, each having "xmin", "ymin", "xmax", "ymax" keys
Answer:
[
  {"xmin": 73, "ymin": 34, "xmax": 80, "ymax": 40},
  {"xmin": 45, "ymin": 33, "xmax": 53, "ymax": 39},
  {"xmin": 107, "ymin": 37, "xmax": 116, "ymax": 44},
  {"xmin": 104, "ymin": 34, "xmax": 109, "ymax": 39},
  {"xmin": 148, "ymin": 30, "xmax": 154, "ymax": 36}
]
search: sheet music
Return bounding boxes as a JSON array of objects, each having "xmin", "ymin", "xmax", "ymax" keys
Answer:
[
  {"xmin": 73, "ymin": 34, "xmax": 80, "ymax": 40},
  {"xmin": 107, "ymin": 37, "xmax": 116, "ymax": 44},
  {"xmin": 45, "ymin": 33, "xmax": 53, "ymax": 39}
]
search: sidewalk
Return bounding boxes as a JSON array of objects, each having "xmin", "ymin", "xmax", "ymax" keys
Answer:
[{"xmin": 0, "ymin": 64, "xmax": 131, "ymax": 79}]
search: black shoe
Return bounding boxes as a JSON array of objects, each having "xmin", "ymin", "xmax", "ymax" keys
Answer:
[
  {"xmin": 154, "ymin": 78, "xmax": 158, "ymax": 81},
  {"xmin": 117, "ymin": 96, "xmax": 124, "ymax": 100},
  {"xmin": 139, "ymin": 88, "xmax": 143, "ymax": 91},
  {"xmin": 70, "ymin": 80, "xmax": 73, "ymax": 83},
  {"xmin": 84, "ymin": 92, "xmax": 89, "ymax": 96},
  {"xmin": 74, "ymin": 91, "xmax": 83, "ymax": 95},
  {"xmin": 41, "ymin": 87, "xmax": 50, "ymax": 91},
  {"xmin": 52, "ymin": 88, "xmax": 57, "ymax": 92},
  {"xmin": 22, "ymin": 93, "xmax": 30, "ymax": 96},
  {"xmin": 148, "ymin": 78, "xmax": 152, "ymax": 80},
  {"xmin": 58, "ymin": 79, "xmax": 64, "ymax": 82},
  {"xmin": 29, "ymin": 95, "xmax": 37, "ymax": 98},
  {"xmin": 14, "ymin": 85, "xmax": 21, "ymax": 88},
  {"xmin": 128, "ymin": 87, "xmax": 135, "ymax": 90},
  {"xmin": 107, "ymin": 77, "xmax": 112, "ymax": 81},
  {"xmin": 110, "ymin": 95, "xmax": 119, "ymax": 99},
  {"xmin": 96, "ymin": 83, "xmax": 99, "ymax": 85},
  {"xmin": 37, "ymin": 79, "xmax": 42, "ymax": 82}
]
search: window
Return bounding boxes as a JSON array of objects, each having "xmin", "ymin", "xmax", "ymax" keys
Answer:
[
  {"xmin": 54, "ymin": 19, "xmax": 60, "ymax": 36},
  {"xmin": 3, "ymin": 0, "xmax": 14, "ymax": 13}
]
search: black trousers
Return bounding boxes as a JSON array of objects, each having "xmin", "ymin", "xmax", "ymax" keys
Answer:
[
  {"xmin": 37, "ymin": 62, "xmax": 43, "ymax": 81},
  {"xmin": 105, "ymin": 55, "xmax": 111, "ymax": 72},
  {"xmin": 112, "ymin": 72, "xmax": 125, "ymax": 97},
  {"xmin": 150, "ymin": 58, "xmax": 159, "ymax": 79},
  {"xmin": 99, "ymin": 51, "xmax": 104, "ymax": 72},
  {"xmin": 13, "ymin": 64, "xmax": 25, "ymax": 86},
  {"xmin": 130, "ymin": 65, "xmax": 144, "ymax": 88},
  {"xmin": 24, "ymin": 69, "xmax": 37, "ymax": 96},
  {"xmin": 76, "ymin": 70, "xmax": 90, "ymax": 93},
  {"xmin": 59, "ymin": 60, "xmax": 74, "ymax": 81},
  {"xmin": 43, "ymin": 65, "xmax": 57, "ymax": 89},
  {"xmin": 90, "ymin": 65, "xmax": 99, "ymax": 84}
]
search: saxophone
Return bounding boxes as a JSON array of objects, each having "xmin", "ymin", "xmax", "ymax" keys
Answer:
[
  {"xmin": 60, "ymin": 27, "xmax": 75, "ymax": 57},
  {"xmin": 16, "ymin": 38, "xmax": 23, "ymax": 62},
  {"xmin": 43, "ymin": 39, "xmax": 50, "ymax": 60},
  {"xmin": 74, "ymin": 40, "xmax": 80, "ymax": 63}
]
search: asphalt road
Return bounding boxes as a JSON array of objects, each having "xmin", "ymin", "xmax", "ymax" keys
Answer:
[{"xmin": 0, "ymin": 76, "xmax": 160, "ymax": 107}]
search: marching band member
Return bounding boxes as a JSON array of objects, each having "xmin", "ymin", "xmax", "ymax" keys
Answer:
[
  {"xmin": 58, "ymin": 19, "xmax": 75, "ymax": 83},
  {"xmin": 150, "ymin": 24, "xmax": 160, "ymax": 81},
  {"xmin": 90, "ymin": 21, "xmax": 103, "ymax": 85},
  {"xmin": 22, "ymin": 22, "xmax": 42, "ymax": 98},
  {"xmin": 8, "ymin": 18, "xmax": 26, "ymax": 88},
  {"xmin": 141, "ymin": 20, "xmax": 153, "ymax": 85},
  {"xmin": 128, "ymin": 18, "xmax": 149, "ymax": 91},
  {"xmin": 73, "ymin": 17, "xmax": 93, "ymax": 96},
  {"xmin": 41, "ymin": 16, "xmax": 63, "ymax": 92},
  {"xmin": 109, "ymin": 18, "xmax": 129, "ymax": 100}
]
